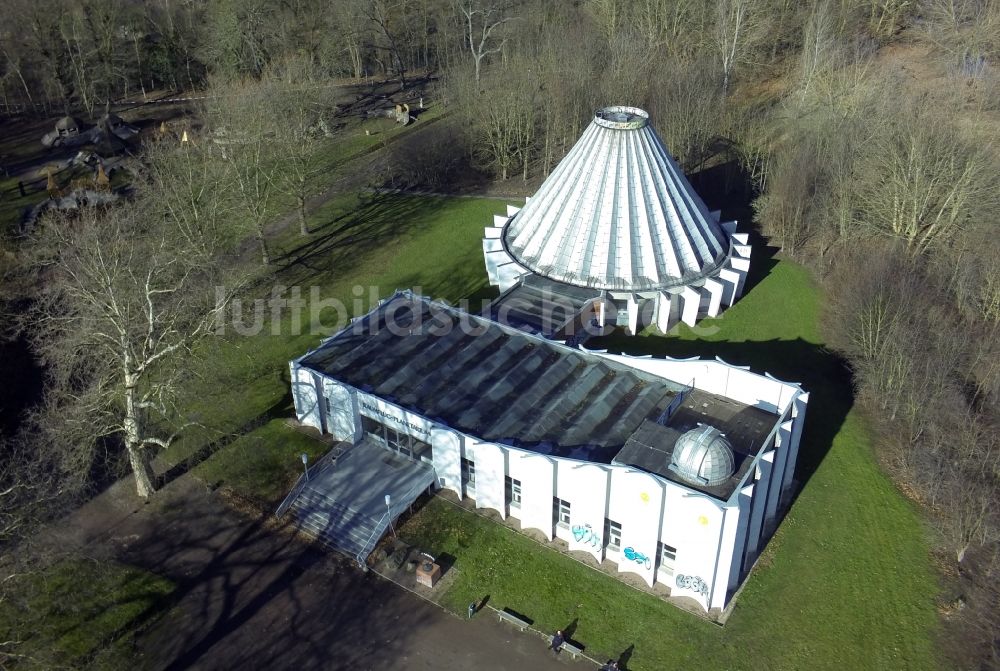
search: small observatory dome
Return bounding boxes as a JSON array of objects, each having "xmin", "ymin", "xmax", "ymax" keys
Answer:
[{"xmin": 668, "ymin": 425, "xmax": 735, "ymax": 487}]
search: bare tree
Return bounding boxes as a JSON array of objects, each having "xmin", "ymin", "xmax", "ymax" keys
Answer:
[
  {"xmin": 647, "ymin": 55, "xmax": 725, "ymax": 171},
  {"xmin": 715, "ymin": 0, "xmax": 765, "ymax": 94},
  {"xmin": 852, "ymin": 106, "xmax": 998, "ymax": 255},
  {"xmin": 364, "ymin": 0, "xmax": 408, "ymax": 90},
  {"xmin": 457, "ymin": 0, "xmax": 515, "ymax": 86},
  {"xmin": 264, "ymin": 57, "xmax": 341, "ymax": 236},
  {"xmin": 20, "ymin": 203, "xmax": 243, "ymax": 498},
  {"xmin": 451, "ymin": 61, "xmax": 538, "ymax": 180},
  {"xmin": 924, "ymin": 413, "xmax": 1000, "ymax": 564},
  {"xmin": 202, "ymin": 75, "xmax": 283, "ymax": 265},
  {"xmin": 144, "ymin": 137, "xmax": 237, "ymax": 261}
]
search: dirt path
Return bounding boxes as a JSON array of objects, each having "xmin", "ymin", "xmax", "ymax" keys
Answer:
[{"xmin": 43, "ymin": 476, "xmax": 594, "ymax": 671}]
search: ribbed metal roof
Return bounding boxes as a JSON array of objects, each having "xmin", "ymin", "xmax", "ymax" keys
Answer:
[{"xmin": 502, "ymin": 106, "xmax": 730, "ymax": 291}]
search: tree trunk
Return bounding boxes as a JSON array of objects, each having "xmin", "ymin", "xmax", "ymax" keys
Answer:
[
  {"xmin": 257, "ymin": 229, "xmax": 271, "ymax": 265},
  {"xmin": 124, "ymin": 375, "xmax": 156, "ymax": 498},
  {"xmin": 127, "ymin": 441, "xmax": 156, "ymax": 498},
  {"xmin": 298, "ymin": 195, "xmax": 308, "ymax": 235}
]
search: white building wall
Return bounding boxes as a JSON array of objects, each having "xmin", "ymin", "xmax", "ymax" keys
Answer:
[
  {"xmin": 560, "ymin": 462, "xmax": 611, "ymax": 562},
  {"xmin": 513, "ymin": 452, "xmax": 556, "ymax": 540},
  {"xmin": 744, "ymin": 452, "xmax": 773, "ymax": 563},
  {"xmin": 709, "ymin": 504, "xmax": 743, "ymax": 609},
  {"xmin": 431, "ymin": 426, "xmax": 463, "ymax": 497},
  {"xmin": 783, "ymin": 392, "xmax": 809, "ymax": 492},
  {"xmin": 718, "ymin": 268, "xmax": 742, "ymax": 307},
  {"xmin": 291, "ymin": 363, "xmax": 323, "ymax": 430},
  {"xmin": 323, "ymin": 380, "xmax": 359, "ymax": 442},
  {"xmin": 587, "ymin": 353, "xmax": 801, "ymax": 416},
  {"xmin": 472, "ymin": 441, "xmax": 507, "ymax": 519},
  {"xmin": 292, "ymin": 346, "xmax": 805, "ymax": 614},
  {"xmin": 704, "ymin": 278, "xmax": 724, "ymax": 318},
  {"xmin": 728, "ymin": 485, "xmax": 755, "ymax": 590},
  {"xmin": 680, "ymin": 286, "xmax": 701, "ymax": 326},
  {"xmin": 609, "ymin": 469, "xmax": 664, "ymax": 587},
  {"xmin": 669, "ymin": 493, "xmax": 726, "ymax": 610},
  {"xmin": 767, "ymin": 422, "xmax": 793, "ymax": 521}
]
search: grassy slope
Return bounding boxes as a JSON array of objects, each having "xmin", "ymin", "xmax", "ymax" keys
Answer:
[
  {"xmin": 0, "ymin": 559, "xmax": 174, "ymax": 670},
  {"xmin": 398, "ymin": 261, "xmax": 939, "ymax": 670}
]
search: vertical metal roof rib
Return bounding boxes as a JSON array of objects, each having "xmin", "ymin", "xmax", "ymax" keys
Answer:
[{"xmin": 502, "ymin": 106, "xmax": 730, "ymax": 292}]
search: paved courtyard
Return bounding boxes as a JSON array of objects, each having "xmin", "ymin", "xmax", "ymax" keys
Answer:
[{"xmin": 45, "ymin": 476, "xmax": 595, "ymax": 670}]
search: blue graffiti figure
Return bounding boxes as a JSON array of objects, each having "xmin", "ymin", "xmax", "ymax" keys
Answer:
[
  {"xmin": 571, "ymin": 523, "xmax": 601, "ymax": 548},
  {"xmin": 623, "ymin": 546, "xmax": 651, "ymax": 570}
]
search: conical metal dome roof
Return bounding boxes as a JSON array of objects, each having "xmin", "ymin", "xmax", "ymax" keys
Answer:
[{"xmin": 502, "ymin": 106, "xmax": 730, "ymax": 292}]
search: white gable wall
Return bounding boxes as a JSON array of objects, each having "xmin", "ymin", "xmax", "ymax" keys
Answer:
[
  {"xmin": 290, "ymin": 363, "xmax": 323, "ymax": 431},
  {"xmin": 609, "ymin": 469, "xmax": 665, "ymax": 587},
  {"xmin": 561, "ymin": 462, "xmax": 611, "ymax": 562},
  {"xmin": 472, "ymin": 441, "xmax": 507, "ymax": 519},
  {"xmin": 515, "ymin": 452, "xmax": 556, "ymax": 540}
]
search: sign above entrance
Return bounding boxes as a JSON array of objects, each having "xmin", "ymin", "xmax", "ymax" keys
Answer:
[{"xmin": 359, "ymin": 399, "xmax": 430, "ymax": 438}]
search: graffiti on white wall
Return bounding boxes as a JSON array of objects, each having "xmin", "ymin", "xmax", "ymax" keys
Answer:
[
  {"xmin": 675, "ymin": 574, "xmax": 709, "ymax": 596},
  {"xmin": 623, "ymin": 546, "xmax": 652, "ymax": 569},
  {"xmin": 571, "ymin": 523, "xmax": 601, "ymax": 548}
]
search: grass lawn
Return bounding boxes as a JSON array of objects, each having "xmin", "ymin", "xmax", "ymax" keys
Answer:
[
  {"xmin": 395, "ymin": 257, "xmax": 940, "ymax": 670},
  {"xmin": 0, "ymin": 558, "xmax": 174, "ymax": 670},
  {"xmin": 194, "ymin": 418, "xmax": 333, "ymax": 503}
]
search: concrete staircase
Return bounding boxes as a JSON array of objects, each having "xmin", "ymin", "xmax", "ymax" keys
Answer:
[{"xmin": 288, "ymin": 485, "xmax": 385, "ymax": 560}]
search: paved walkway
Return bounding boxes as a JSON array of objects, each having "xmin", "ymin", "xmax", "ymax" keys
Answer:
[{"xmin": 43, "ymin": 476, "xmax": 594, "ymax": 671}]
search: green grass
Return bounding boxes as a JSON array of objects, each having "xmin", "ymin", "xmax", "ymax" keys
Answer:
[
  {"xmin": 194, "ymin": 419, "xmax": 333, "ymax": 502},
  {"xmin": 318, "ymin": 105, "xmax": 446, "ymax": 172},
  {"xmin": 0, "ymin": 558, "xmax": 174, "ymax": 670},
  {"xmin": 396, "ymin": 256, "xmax": 939, "ymax": 670}
]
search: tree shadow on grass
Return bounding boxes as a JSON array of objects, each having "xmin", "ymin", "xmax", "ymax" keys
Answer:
[
  {"xmin": 156, "ymin": 390, "xmax": 295, "ymax": 491},
  {"xmin": 271, "ymin": 192, "xmax": 450, "ymax": 286}
]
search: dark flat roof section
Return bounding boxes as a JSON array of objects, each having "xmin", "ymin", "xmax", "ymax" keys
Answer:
[
  {"xmin": 486, "ymin": 274, "xmax": 600, "ymax": 337},
  {"xmin": 299, "ymin": 293, "xmax": 775, "ymax": 473}
]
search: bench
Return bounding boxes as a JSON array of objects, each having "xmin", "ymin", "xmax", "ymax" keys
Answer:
[
  {"xmin": 496, "ymin": 609, "xmax": 531, "ymax": 631},
  {"xmin": 560, "ymin": 641, "xmax": 584, "ymax": 659}
]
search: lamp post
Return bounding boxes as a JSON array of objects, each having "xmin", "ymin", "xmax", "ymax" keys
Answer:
[
  {"xmin": 301, "ymin": 453, "xmax": 309, "ymax": 481},
  {"xmin": 385, "ymin": 494, "xmax": 395, "ymax": 537}
]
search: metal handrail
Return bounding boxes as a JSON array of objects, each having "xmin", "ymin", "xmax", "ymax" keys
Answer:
[
  {"xmin": 354, "ymin": 474, "xmax": 433, "ymax": 567},
  {"xmin": 275, "ymin": 441, "xmax": 352, "ymax": 518}
]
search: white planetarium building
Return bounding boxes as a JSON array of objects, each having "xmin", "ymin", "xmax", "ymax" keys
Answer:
[
  {"xmin": 287, "ymin": 291, "xmax": 808, "ymax": 614},
  {"xmin": 483, "ymin": 106, "xmax": 752, "ymax": 336}
]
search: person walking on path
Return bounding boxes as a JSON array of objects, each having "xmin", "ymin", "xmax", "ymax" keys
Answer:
[
  {"xmin": 600, "ymin": 661, "xmax": 619, "ymax": 671},
  {"xmin": 549, "ymin": 630, "xmax": 564, "ymax": 655}
]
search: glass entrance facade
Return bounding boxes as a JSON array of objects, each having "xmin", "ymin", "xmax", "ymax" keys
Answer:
[{"xmin": 361, "ymin": 415, "xmax": 432, "ymax": 461}]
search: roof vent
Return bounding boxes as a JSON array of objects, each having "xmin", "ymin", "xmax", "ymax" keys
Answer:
[{"xmin": 668, "ymin": 425, "xmax": 735, "ymax": 487}]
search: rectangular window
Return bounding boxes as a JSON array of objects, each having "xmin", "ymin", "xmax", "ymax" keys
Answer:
[
  {"xmin": 461, "ymin": 457, "xmax": 476, "ymax": 489},
  {"xmin": 362, "ymin": 415, "xmax": 382, "ymax": 439},
  {"xmin": 659, "ymin": 542, "xmax": 677, "ymax": 572},
  {"xmin": 505, "ymin": 476, "xmax": 522, "ymax": 507},
  {"xmin": 553, "ymin": 497, "xmax": 571, "ymax": 526},
  {"xmin": 604, "ymin": 519, "xmax": 622, "ymax": 550}
]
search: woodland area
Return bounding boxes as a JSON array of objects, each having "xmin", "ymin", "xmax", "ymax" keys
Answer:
[{"xmin": 1, "ymin": 0, "xmax": 999, "ymax": 668}]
